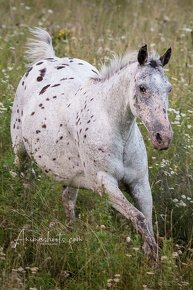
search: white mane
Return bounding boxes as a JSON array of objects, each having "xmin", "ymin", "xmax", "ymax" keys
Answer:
[{"xmin": 94, "ymin": 50, "xmax": 161, "ymax": 81}]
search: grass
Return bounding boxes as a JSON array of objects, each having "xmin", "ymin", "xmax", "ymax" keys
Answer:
[{"xmin": 0, "ymin": 0, "xmax": 193, "ymax": 289}]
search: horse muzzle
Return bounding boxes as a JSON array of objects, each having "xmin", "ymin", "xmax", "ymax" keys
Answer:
[
  {"xmin": 151, "ymin": 126, "xmax": 173, "ymax": 150},
  {"xmin": 151, "ymin": 128, "xmax": 173, "ymax": 150}
]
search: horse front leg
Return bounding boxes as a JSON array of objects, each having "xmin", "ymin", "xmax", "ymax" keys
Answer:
[
  {"xmin": 97, "ymin": 172, "xmax": 159, "ymax": 261},
  {"xmin": 129, "ymin": 176, "xmax": 154, "ymax": 236}
]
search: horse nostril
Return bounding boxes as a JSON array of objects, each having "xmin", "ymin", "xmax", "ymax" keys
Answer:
[{"xmin": 155, "ymin": 133, "xmax": 162, "ymax": 144}]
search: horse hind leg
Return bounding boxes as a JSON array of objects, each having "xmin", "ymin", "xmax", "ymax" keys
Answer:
[
  {"xmin": 62, "ymin": 186, "xmax": 78, "ymax": 225},
  {"xmin": 12, "ymin": 129, "xmax": 35, "ymax": 182}
]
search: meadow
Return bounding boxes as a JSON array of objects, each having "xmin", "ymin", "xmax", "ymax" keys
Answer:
[{"xmin": 0, "ymin": 0, "xmax": 193, "ymax": 289}]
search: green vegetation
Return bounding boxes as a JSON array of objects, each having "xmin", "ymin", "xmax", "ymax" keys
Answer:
[{"xmin": 0, "ymin": 0, "xmax": 193, "ymax": 289}]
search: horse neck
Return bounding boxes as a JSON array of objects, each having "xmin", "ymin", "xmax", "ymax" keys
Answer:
[{"xmin": 97, "ymin": 62, "xmax": 137, "ymax": 136}]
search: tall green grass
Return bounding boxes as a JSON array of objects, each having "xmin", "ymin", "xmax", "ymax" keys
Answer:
[{"xmin": 0, "ymin": 0, "xmax": 193, "ymax": 289}]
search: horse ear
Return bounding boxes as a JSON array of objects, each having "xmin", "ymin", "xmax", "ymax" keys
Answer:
[
  {"xmin": 160, "ymin": 48, "xmax": 171, "ymax": 66},
  {"xmin": 138, "ymin": 45, "xmax": 148, "ymax": 65}
]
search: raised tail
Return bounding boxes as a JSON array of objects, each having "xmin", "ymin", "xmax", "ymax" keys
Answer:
[{"xmin": 25, "ymin": 27, "xmax": 55, "ymax": 66}]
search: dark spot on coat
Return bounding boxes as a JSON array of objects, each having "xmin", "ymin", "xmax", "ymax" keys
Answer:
[
  {"xmin": 41, "ymin": 107, "xmax": 45, "ymax": 109},
  {"xmin": 78, "ymin": 63, "xmax": 84, "ymax": 65},
  {"xmin": 39, "ymin": 103, "xmax": 43, "ymax": 107},
  {"xmin": 91, "ymin": 115, "xmax": 94, "ymax": 118},
  {"xmin": 53, "ymin": 96, "xmax": 57, "ymax": 99},
  {"xmin": 13, "ymin": 124, "xmax": 15, "ymax": 129},
  {"xmin": 45, "ymin": 169, "xmax": 49, "ymax": 173},
  {"xmin": 38, "ymin": 155, "xmax": 41, "ymax": 158},
  {"xmin": 39, "ymin": 84, "xmax": 50, "ymax": 95},
  {"xmin": 87, "ymin": 120, "xmax": 91, "ymax": 124},
  {"xmin": 46, "ymin": 98, "xmax": 50, "ymax": 101},
  {"xmin": 36, "ymin": 61, "xmax": 43, "ymax": 65},
  {"xmin": 67, "ymin": 104, "xmax": 71, "ymax": 107},
  {"xmin": 60, "ymin": 124, "xmax": 63, "ymax": 127},
  {"xmin": 163, "ymin": 108, "xmax": 166, "ymax": 113},
  {"xmin": 60, "ymin": 78, "xmax": 67, "ymax": 81},
  {"xmin": 79, "ymin": 128, "xmax": 82, "ymax": 133},
  {"xmin": 57, "ymin": 66, "xmax": 65, "ymax": 70},
  {"xmin": 90, "ymin": 98, "xmax": 94, "ymax": 101},
  {"xmin": 37, "ymin": 76, "xmax": 43, "ymax": 82},
  {"xmin": 17, "ymin": 109, "xmax": 19, "ymax": 113},
  {"xmin": 69, "ymin": 77, "xmax": 74, "ymax": 79},
  {"xmin": 91, "ymin": 69, "xmax": 98, "ymax": 74},
  {"xmin": 40, "ymin": 68, "xmax": 46, "ymax": 77},
  {"xmin": 68, "ymin": 157, "xmax": 71, "ymax": 160},
  {"xmin": 83, "ymin": 162, "xmax": 85, "ymax": 167},
  {"xmin": 36, "ymin": 130, "xmax": 41, "ymax": 134},
  {"xmin": 37, "ymin": 138, "xmax": 39, "ymax": 142},
  {"xmin": 25, "ymin": 67, "xmax": 33, "ymax": 78},
  {"xmin": 85, "ymin": 128, "xmax": 89, "ymax": 131},
  {"xmin": 45, "ymin": 58, "xmax": 56, "ymax": 62},
  {"xmin": 98, "ymin": 148, "xmax": 105, "ymax": 152},
  {"xmin": 84, "ymin": 134, "xmax": 87, "ymax": 139},
  {"xmin": 53, "ymin": 158, "xmax": 56, "ymax": 161},
  {"xmin": 52, "ymin": 84, "xmax": 61, "ymax": 87},
  {"xmin": 42, "ymin": 124, "xmax": 46, "ymax": 128},
  {"xmin": 21, "ymin": 110, "xmax": 23, "ymax": 116},
  {"xmin": 60, "ymin": 136, "xmax": 63, "ymax": 140},
  {"xmin": 22, "ymin": 81, "xmax": 24, "ymax": 86},
  {"xmin": 18, "ymin": 119, "xmax": 21, "ymax": 122}
]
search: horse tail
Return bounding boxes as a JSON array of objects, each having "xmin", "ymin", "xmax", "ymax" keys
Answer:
[{"xmin": 25, "ymin": 27, "xmax": 55, "ymax": 66}]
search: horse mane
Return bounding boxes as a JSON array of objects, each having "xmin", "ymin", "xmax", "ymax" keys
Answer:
[{"xmin": 94, "ymin": 50, "xmax": 161, "ymax": 81}]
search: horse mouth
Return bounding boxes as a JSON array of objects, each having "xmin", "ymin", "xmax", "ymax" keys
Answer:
[{"xmin": 152, "ymin": 142, "xmax": 170, "ymax": 150}]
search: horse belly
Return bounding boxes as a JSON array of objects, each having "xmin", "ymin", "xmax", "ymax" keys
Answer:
[{"xmin": 23, "ymin": 116, "xmax": 84, "ymax": 182}]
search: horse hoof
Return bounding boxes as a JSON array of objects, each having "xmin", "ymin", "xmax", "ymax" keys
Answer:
[{"xmin": 142, "ymin": 241, "xmax": 160, "ymax": 262}]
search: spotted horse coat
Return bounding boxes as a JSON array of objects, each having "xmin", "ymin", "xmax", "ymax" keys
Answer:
[{"xmin": 11, "ymin": 28, "xmax": 173, "ymax": 260}]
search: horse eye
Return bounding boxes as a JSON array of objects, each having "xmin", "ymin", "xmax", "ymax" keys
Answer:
[{"xmin": 139, "ymin": 85, "xmax": 146, "ymax": 93}]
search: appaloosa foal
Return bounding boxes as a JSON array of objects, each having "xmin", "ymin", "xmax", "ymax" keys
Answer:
[{"xmin": 11, "ymin": 28, "xmax": 172, "ymax": 259}]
